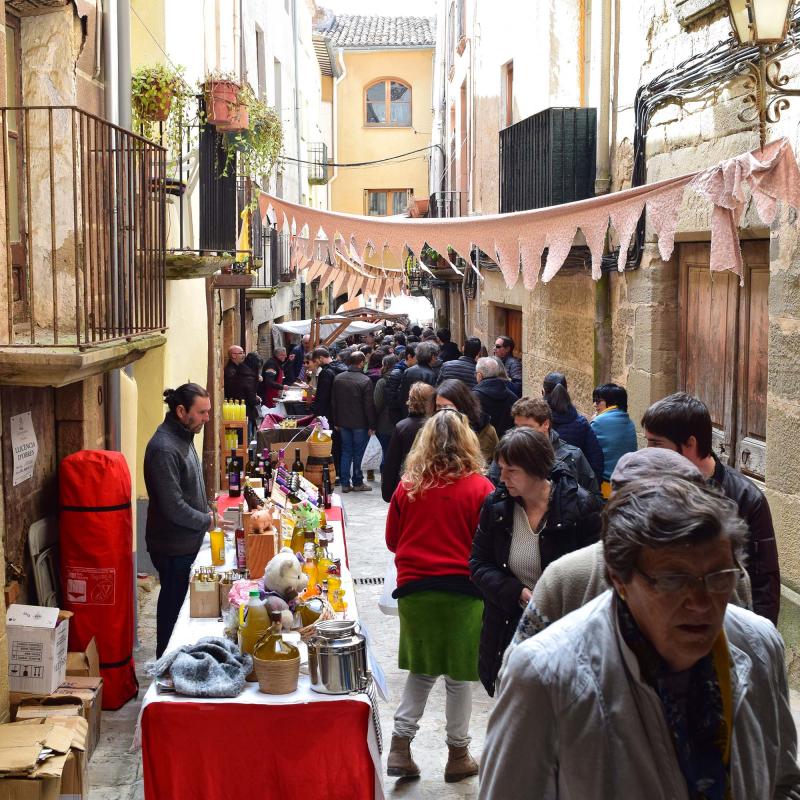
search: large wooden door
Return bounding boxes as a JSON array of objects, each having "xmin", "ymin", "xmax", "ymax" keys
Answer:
[
  {"xmin": 678, "ymin": 241, "xmax": 768, "ymax": 479},
  {"xmin": 493, "ymin": 306, "xmax": 522, "ymax": 357}
]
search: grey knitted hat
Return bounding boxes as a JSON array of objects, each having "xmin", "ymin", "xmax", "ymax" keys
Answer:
[
  {"xmin": 149, "ymin": 636, "xmax": 252, "ymax": 698},
  {"xmin": 610, "ymin": 448, "xmax": 703, "ymax": 490}
]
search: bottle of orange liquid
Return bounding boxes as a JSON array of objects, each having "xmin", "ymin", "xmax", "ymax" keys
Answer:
[
  {"xmin": 210, "ymin": 499, "xmax": 225, "ymax": 567},
  {"xmin": 301, "ymin": 543, "xmax": 319, "ymax": 599},
  {"xmin": 238, "ymin": 590, "xmax": 270, "ymax": 659}
]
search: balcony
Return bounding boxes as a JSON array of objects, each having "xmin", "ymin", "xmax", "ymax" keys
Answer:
[
  {"xmin": 0, "ymin": 106, "xmax": 167, "ymax": 386},
  {"xmin": 428, "ymin": 191, "xmax": 464, "ymax": 218},
  {"xmin": 307, "ymin": 143, "xmax": 329, "ymax": 186}
]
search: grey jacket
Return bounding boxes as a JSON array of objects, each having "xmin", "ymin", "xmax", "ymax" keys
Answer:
[
  {"xmin": 331, "ymin": 367, "xmax": 377, "ymax": 430},
  {"xmin": 481, "ymin": 592, "xmax": 800, "ymax": 800},
  {"xmin": 144, "ymin": 413, "xmax": 211, "ymax": 557}
]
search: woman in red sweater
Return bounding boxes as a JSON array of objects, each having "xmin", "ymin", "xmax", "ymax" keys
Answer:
[{"xmin": 385, "ymin": 408, "xmax": 494, "ymax": 784}]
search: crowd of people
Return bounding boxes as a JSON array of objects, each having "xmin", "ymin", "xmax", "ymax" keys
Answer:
[{"xmin": 220, "ymin": 321, "xmax": 796, "ymax": 797}]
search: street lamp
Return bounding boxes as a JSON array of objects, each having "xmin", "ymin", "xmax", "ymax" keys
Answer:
[{"xmin": 726, "ymin": 0, "xmax": 800, "ymax": 147}]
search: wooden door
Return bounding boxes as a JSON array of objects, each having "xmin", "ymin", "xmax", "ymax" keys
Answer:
[
  {"xmin": 678, "ymin": 241, "xmax": 769, "ymax": 478},
  {"xmin": 735, "ymin": 242, "xmax": 769, "ymax": 478}
]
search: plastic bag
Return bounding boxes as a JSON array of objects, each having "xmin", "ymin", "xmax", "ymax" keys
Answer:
[
  {"xmin": 378, "ymin": 556, "xmax": 398, "ymax": 616},
  {"xmin": 361, "ymin": 434, "xmax": 383, "ymax": 472}
]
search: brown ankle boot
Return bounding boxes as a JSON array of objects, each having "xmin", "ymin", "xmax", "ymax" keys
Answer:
[
  {"xmin": 444, "ymin": 743, "xmax": 479, "ymax": 783},
  {"xmin": 387, "ymin": 735, "xmax": 421, "ymax": 778}
]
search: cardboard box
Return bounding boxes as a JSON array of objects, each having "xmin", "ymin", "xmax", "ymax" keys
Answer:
[
  {"xmin": 54, "ymin": 678, "xmax": 102, "ymax": 760},
  {"xmin": 189, "ymin": 577, "xmax": 220, "ymax": 618},
  {"xmin": 7, "ymin": 606, "xmax": 70, "ymax": 695},
  {"xmin": 65, "ymin": 639, "xmax": 99, "ymax": 678},
  {"xmin": 0, "ymin": 717, "xmax": 87, "ymax": 800},
  {"xmin": 15, "ymin": 696, "xmax": 83, "ymax": 720}
]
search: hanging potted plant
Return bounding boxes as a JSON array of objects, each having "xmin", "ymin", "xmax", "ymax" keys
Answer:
[
  {"xmin": 219, "ymin": 88, "xmax": 283, "ymax": 206},
  {"xmin": 203, "ymin": 71, "xmax": 249, "ymax": 131},
  {"xmin": 131, "ymin": 63, "xmax": 196, "ymax": 162}
]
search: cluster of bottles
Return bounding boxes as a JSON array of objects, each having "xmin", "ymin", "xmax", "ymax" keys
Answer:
[
  {"xmin": 223, "ymin": 399, "xmax": 248, "ymax": 421},
  {"xmin": 224, "ymin": 430, "xmax": 241, "ymax": 453},
  {"xmin": 287, "ymin": 524, "xmax": 347, "ymax": 612},
  {"xmin": 209, "ymin": 496, "xmax": 250, "ymax": 571},
  {"xmin": 272, "ymin": 447, "xmax": 333, "ymax": 510},
  {"xmin": 227, "ymin": 444, "xmax": 276, "ymax": 498}
]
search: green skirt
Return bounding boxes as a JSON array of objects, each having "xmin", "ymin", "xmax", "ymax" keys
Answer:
[{"xmin": 398, "ymin": 590, "xmax": 483, "ymax": 682}]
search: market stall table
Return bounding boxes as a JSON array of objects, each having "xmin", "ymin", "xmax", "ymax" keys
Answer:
[{"xmin": 138, "ymin": 493, "xmax": 381, "ymax": 799}]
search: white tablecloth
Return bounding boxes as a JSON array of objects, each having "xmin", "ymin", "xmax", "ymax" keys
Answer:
[{"xmin": 136, "ymin": 495, "xmax": 384, "ymax": 799}]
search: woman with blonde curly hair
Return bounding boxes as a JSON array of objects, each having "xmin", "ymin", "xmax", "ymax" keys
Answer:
[{"xmin": 385, "ymin": 408, "xmax": 494, "ymax": 784}]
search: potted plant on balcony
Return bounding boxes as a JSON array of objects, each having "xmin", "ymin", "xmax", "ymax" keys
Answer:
[
  {"xmin": 219, "ymin": 88, "xmax": 283, "ymax": 206},
  {"xmin": 131, "ymin": 63, "xmax": 195, "ymax": 159},
  {"xmin": 203, "ymin": 72, "xmax": 249, "ymax": 131}
]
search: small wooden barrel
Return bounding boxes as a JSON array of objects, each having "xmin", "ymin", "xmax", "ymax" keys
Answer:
[{"xmin": 304, "ymin": 456, "xmax": 335, "ymax": 489}]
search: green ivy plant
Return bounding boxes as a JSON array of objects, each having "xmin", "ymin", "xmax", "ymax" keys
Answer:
[{"xmin": 131, "ymin": 63, "xmax": 196, "ymax": 167}]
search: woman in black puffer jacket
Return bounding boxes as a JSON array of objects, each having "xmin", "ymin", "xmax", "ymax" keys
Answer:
[
  {"xmin": 543, "ymin": 371, "xmax": 604, "ymax": 483},
  {"xmin": 469, "ymin": 427, "xmax": 602, "ymax": 695}
]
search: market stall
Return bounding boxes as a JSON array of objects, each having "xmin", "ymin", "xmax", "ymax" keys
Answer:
[{"xmin": 138, "ymin": 431, "xmax": 382, "ymax": 799}]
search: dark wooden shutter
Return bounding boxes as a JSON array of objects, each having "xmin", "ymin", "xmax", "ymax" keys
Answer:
[{"xmin": 199, "ymin": 124, "xmax": 236, "ymax": 252}]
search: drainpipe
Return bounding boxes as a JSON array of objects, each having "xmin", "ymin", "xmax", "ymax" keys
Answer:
[
  {"xmin": 291, "ymin": 0, "xmax": 302, "ymax": 202},
  {"xmin": 329, "ymin": 48, "xmax": 347, "ymax": 191},
  {"xmin": 117, "ymin": 0, "xmax": 131, "ymax": 130},
  {"xmin": 593, "ymin": 0, "xmax": 613, "ymax": 385}
]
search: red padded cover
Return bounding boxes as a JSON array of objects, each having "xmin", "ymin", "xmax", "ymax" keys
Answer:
[{"xmin": 59, "ymin": 450, "xmax": 138, "ymax": 709}]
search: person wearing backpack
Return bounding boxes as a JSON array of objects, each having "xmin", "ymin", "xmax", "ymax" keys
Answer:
[{"xmin": 384, "ymin": 345, "xmax": 416, "ymax": 424}]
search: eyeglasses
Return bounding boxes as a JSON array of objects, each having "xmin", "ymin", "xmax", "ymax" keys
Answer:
[
  {"xmin": 494, "ymin": 343, "xmax": 506, "ymax": 350},
  {"xmin": 634, "ymin": 564, "xmax": 743, "ymax": 594}
]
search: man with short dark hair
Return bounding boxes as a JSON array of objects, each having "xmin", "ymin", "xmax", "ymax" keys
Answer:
[
  {"xmin": 399, "ymin": 341, "xmax": 438, "ymax": 410},
  {"xmin": 642, "ymin": 392, "xmax": 780, "ymax": 623},
  {"xmin": 332, "ymin": 351, "xmax": 377, "ymax": 492},
  {"xmin": 437, "ymin": 337, "xmax": 481, "ymax": 388},
  {"xmin": 493, "ymin": 336, "xmax": 522, "ymax": 396},
  {"xmin": 144, "ymin": 383, "xmax": 212, "ymax": 657},
  {"xmin": 311, "ymin": 347, "xmax": 347, "ymax": 476},
  {"xmin": 384, "ymin": 345, "xmax": 416, "ymax": 423},
  {"xmin": 591, "ymin": 382, "xmax": 637, "ymax": 497},
  {"xmin": 261, "ymin": 347, "xmax": 288, "ymax": 408},
  {"xmin": 436, "ymin": 328, "xmax": 461, "ymax": 362}
]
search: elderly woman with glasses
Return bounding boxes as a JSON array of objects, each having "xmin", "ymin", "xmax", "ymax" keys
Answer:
[
  {"xmin": 479, "ymin": 476, "xmax": 800, "ymax": 799},
  {"xmin": 385, "ymin": 408, "xmax": 494, "ymax": 784}
]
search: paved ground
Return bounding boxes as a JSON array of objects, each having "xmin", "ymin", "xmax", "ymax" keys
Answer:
[{"xmin": 88, "ymin": 478, "xmax": 800, "ymax": 798}]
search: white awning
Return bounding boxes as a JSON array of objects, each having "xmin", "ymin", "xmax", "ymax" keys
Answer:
[{"xmin": 274, "ymin": 318, "xmax": 384, "ymax": 341}]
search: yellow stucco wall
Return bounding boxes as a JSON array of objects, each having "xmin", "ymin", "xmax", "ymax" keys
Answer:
[
  {"xmin": 331, "ymin": 48, "xmax": 434, "ymax": 215},
  {"xmin": 130, "ymin": 0, "xmax": 167, "ymax": 70}
]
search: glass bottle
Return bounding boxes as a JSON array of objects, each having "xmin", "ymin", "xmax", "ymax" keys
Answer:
[
  {"xmin": 290, "ymin": 524, "xmax": 307, "ymax": 555},
  {"xmin": 292, "ymin": 447, "xmax": 304, "ymax": 475},
  {"xmin": 235, "ymin": 503, "xmax": 247, "ymax": 570},
  {"xmin": 253, "ymin": 610, "xmax": 300, "ymax": 662},
  {"xmin": 301, "ymin": 542, "xmax": 318, "ymax": 599},
  {"xmin": 210, "ymin": 499, "xmax": 225, "ymax": 567},
  {"xmin": 278, "ymin": 448, "xmax": 286, "ymax": 471},
  {"xmin": 315, "ymin": 535, "xmax": 333, "ymax": 578},
  {"xmin": 238, "ymin": 590, "xmax": 269, "ymax": 657},
  {"xmin": 227, "ymin": 448, "xmax": 241, "ymax": 497}
]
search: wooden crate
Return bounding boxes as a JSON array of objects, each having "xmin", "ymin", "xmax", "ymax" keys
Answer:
[{"xmin": 220, "ymin": 420, "xmax": 247, "ymax": 487}]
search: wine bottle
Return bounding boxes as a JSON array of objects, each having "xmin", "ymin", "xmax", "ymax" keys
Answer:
[
  {"xmin": 245, "ymin": 445, "xmax": 256, "ymax": 478},
  {"xmin": 292, "ymin": 448, "xmax": 304, "ymax": 475},
  {"xmin": 227, "ymin": 448, "xmax": 242, "ymax": 497},
  {"xmin": 235, "ymin": 503, "xmax": 247, "ymax": 570},
  {"xmin": 244, "ymin": 483, "xmax": 264, "ymax": 511},
  {"xmin": 262, "ymin": 449, "xmax": 273, "ymax": 490}
]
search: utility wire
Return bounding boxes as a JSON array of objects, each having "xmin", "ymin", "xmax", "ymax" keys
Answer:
[{"xmin": 279, "ymin": 144, "xmax": 443, "ymax": 168}]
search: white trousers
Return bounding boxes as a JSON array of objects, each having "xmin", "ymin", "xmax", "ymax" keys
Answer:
[{"xmin": 392, "ymin": 672, "xmax": 473, "ymax": 748}]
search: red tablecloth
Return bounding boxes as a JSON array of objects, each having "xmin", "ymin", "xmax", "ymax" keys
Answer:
[
  {"xmin": 142, "ymin": 700, "xmax": 374, "ymax": 799},
  {"xmin": 141, "ymin": 492, "xmax": 372, "ymax": 799}
]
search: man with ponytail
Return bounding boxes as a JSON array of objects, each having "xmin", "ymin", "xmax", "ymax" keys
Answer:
[{"xmin": 144, "ymin": 383, "xmax": 212, "ymax": 657}]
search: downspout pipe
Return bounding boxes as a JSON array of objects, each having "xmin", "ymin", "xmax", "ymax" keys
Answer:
[{"xmin": 291, "ymin": 0, "xmax": 302, "ymax": 202}]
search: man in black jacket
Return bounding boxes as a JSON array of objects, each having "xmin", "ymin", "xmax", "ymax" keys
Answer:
[
  {"xmin": 473, "ymin": 356, "xmax": 518, "ymax": 438},
  {"xmin": 436, "ymin": 328, "xmax": 461, "ymax": 362},
  {"xmin": 399, "ymin": 341, "xmax": 438, "ymax": 409},
  {"xmin": 642, "ymin": 392, "xmax": 781, "ymax": 624},
  {"xmin": 331, "ymin": 351, "xmax": 377, "ymax": 492},
  {"xmin": 384, "ymin": 345, "xmax": 415, "ymax": 423},
  {"xmin": 437, "ymin": 337, "xmax": 480, "ymax": 388},
  {"xmin": 310, "ymin": 346, "xmax": 346, "ymax": 476},
  {"xmin": 223, "ymin": 345, "xmax": 246, "ymax": 400},
  {"xmin": 144, "ymin": 383, "xmax": 213, "ymax": 657}
]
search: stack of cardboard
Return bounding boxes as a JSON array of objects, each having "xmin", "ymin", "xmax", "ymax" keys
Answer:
[{"xmin": 0, "ymin": 716, "xmax": 88, "ymax": 799}]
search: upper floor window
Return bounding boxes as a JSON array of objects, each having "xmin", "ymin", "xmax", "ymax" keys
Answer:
[{"xmin": 365, "ymin": 79, "xmax": 411, "ymax": 127}]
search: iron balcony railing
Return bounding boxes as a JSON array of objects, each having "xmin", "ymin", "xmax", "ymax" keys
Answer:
[
  {"xmin": 428, "ymin": 191, "xmax": 464, "ymax": 218},
  {"xmin": 0, "ymin": 106, "xmax": 166, "ymax": 347},
  {"xmin": 308, "ymin": 142, "xmax": 329, "ymax": 185}
]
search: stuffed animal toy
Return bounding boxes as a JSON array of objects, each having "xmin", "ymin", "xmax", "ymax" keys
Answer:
[
  {"xmin": 262, "ymin": 548, "xmax": 309, "ymax": 629},
  {"xmin": 249, "ymin": 506, "xmax": 273, "ymax": 535}
]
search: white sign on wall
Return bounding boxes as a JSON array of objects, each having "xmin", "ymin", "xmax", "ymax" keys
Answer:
[{"xmin": 11, "ymin": 411, "xmax": 38, "ymax": 486}]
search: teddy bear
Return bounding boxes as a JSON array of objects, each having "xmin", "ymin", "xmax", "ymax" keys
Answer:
[{"xmin": 262, "ymin": 548, "xmax": 309, "ymax": 629}]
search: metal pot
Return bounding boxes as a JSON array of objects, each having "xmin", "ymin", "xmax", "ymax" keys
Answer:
[{"xmin": 308, "ymin": 619, "xmax": 368, "ymax": 694}]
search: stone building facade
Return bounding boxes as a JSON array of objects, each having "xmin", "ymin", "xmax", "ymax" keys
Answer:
[{"xmin": 432, "ymin": 0, "xmax": 800, "ymax": 678}]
